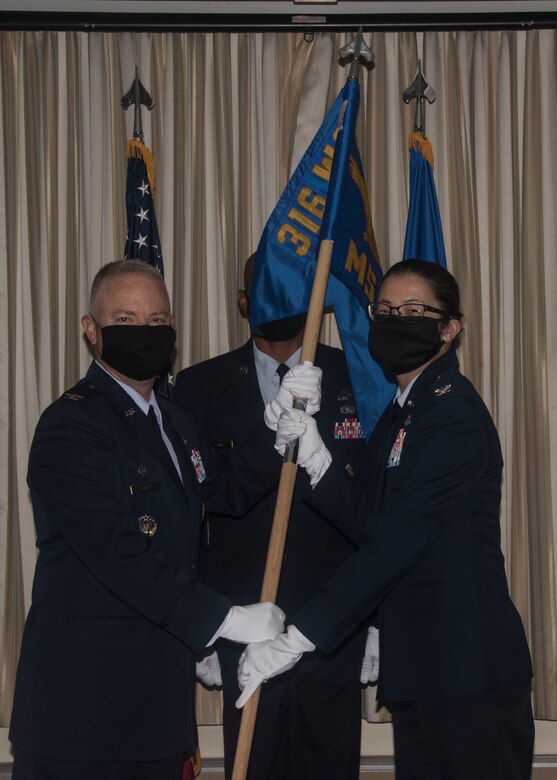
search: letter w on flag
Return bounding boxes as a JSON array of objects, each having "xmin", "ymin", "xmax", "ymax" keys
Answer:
[{"xmin": 249, "ymin": 79, "xmax": 394, "ymax": 438}]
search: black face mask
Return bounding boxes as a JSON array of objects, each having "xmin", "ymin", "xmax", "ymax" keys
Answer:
[
  {"xmin": 100, "ymin": 325, "xmax": 176, "ymax": 381},
  {"xmin": 257, "ymin": 313, "xmax": 307, "ymax": 342},
  {"xmin": 368, "ymin": 317, "xmax": 444, "ymax": 377}
]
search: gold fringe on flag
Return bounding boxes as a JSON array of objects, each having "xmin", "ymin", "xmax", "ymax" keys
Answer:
[
  {"xmin": 126, "ymin": 138, "xmax": 156, "ymax": 193},
  {"xmin": 193, "ymin": 745, "xmax": 202, "ymax": 776},
  {"xmin": 408, "ymin": 131, "xmax": 435, "ymax": 169}
]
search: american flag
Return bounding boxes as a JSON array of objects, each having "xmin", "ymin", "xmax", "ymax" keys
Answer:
[{"xmin": 123, "ymin": 139, "xmax": 164, "ymax": 274}]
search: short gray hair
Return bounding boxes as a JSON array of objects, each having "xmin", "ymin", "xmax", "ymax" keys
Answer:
[{"xmin": 89, "ymin": 260, "xmax": 169, "ymax": 318}]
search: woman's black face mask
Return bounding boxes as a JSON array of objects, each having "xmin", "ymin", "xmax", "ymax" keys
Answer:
[{"xmin": 368, "ymin": 316, "xmax": 444, "ymax": 377}]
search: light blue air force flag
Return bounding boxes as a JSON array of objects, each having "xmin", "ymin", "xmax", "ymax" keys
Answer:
[
  {"xmin": 402, "ymin": 132, "xmax": 447, "ymax": 267},
  {"xmin": 249, "ymin": 79, "xmax": 395, "ymax": 438}
]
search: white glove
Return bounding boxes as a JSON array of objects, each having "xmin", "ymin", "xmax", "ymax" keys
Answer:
[
  {"xmin": 218, "ymin": 603, "xmax": 285, "ymax": 644},
  {"xmin": 264, "ymin": 362, "xmax": 322, "ymax": 431},
  {"xmin": 236, "ymin": 625, "xmax": 316, "ymax": 708},
  {"xmin": 360, "ymin": 626, "xmax": 380, "ymax": 684},
  {"xmin": 196, "ymin": 650, "xmax": 223, "ymax": 687},
  {"xmin": 275, "ymin": 408, "xmax": 332, "ymax": 486},
  {"xmin": 264, "ymin": 398, "xmax": 283, "ymax": 431}
]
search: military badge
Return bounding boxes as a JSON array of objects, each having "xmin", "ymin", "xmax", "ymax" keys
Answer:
[
  {"xmin": 137, "ymin": 514, "xmax": 157, "ymax": 536},
  {"xmin": 190, "ymin": 448, "xmax": 206, "ymax": 482},
  {"xmin": 387, "ymin": 428, "xmax": 406, "ymax": 468},
  {"xmin": 334, "ymin": 418, "xmax": 364, "ymax": 439}
]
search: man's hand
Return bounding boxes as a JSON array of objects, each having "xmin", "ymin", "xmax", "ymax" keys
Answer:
[
  {"xmin": 236, "ymin": 625, "xmax": 316, "ymax": 708},
  {"xmin": 360, "ymin": 626, "xmax": 380, "ymax": 685},
  {"xmin": 265, "ymin": 362, "xmax": 322, "ymax": 431},
  {"xmin": 196, "ymin": 650, "xmax": 223, "ymax": 688},
  {"xmin": 219, "ymin": 603, "xmax": 285, "ymax": 644},
  {"xmin": 275, "ymin": 408, "xmax": 332, "ymax": 486}
]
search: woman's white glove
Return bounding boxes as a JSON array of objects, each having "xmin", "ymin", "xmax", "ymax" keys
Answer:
[
  {"xmin": 360, "ymin": 626, "xmax": 380, "ymax": 684},
  {"xmin": 236, "ymin": 625, "xmax": 316, "ymax": 708},
  {"xmin": 196, "ymin": 650, "xmax": 223, "ymax": 688},
  {"xmin": 275, "ymin": 408, "xmax": 332, "ymax": 486},
  {"xmin": 264, "ymin": 362, "xmax": 322, "ymax": 431},
  {"xmin": 219, "ymin": 603, "xmax": 285, "ymax": 644}
]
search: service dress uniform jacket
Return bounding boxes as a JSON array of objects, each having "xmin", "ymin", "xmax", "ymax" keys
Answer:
[
  {"xmin": 173, "ymin": 341, "xmax": 368, "ymax": 779},
  {"xmin": 9, "ymin": 361, "xmax": 276, "ymax": 764},
  {"xmin": 294, "ymin": 348, "xmax": 533, "ymax": 703}
]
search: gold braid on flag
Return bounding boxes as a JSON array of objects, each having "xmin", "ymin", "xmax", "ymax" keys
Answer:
[
  {"xmin": 408, "ymin": 131, "xmax": 435, "ymax": 169},
  {"xmin": 126, "ymin": 138, "xmax": 156, "ymax": 193}
]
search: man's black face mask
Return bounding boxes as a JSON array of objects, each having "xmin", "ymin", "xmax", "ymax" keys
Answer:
[
  {"xmin": 257, "ymin": 314, "xmax": 307, "ymax": 343},
  {"xmin": 100, "ymin": 324, "xmax": 176, "ymax": 381}
]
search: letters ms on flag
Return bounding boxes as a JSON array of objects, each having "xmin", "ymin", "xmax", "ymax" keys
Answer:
[{"xmin": 250, "ymin": 79, "xmax": 395, "ymax": 437}]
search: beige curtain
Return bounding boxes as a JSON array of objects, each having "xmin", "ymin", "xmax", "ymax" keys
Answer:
[{"xmin": 0, "ymin": 29, "xmax": 555, "ymax": 731}]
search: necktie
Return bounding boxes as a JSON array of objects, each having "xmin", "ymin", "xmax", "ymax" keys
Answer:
[
  {"xmin": 392, "ymin": 400, "xmax": 403, "ymax": 423},
  {"xmin": 276, "ymin": 363, "xmax": 289, "ymax": 385},
  {"xmin": 147, "ymin": 405, "xmax": 166, "ymax": 458},
  {"xmin": 147, "ymin": 404, "xmax": 176, "ymax": 473}
]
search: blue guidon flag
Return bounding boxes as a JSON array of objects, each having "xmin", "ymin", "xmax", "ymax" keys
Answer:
[
  {"xmin": 403, "ymin": 132, "xmax": 447, "ymax": 267},
  {"xmin": 249, "ymin": 79, "xmax": 395, "ymax": 439},
  {"xmin": 123, "ymin": 139, "xmax": 164, "ymax": 274}
]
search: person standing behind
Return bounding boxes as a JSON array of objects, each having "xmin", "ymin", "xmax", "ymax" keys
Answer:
[
  {"xmin": 9, "ymin": 260, "xmax": 284, "ymax": 780},
  {"xmin": 173, "ymin": 255, "xmax": 372, "ymax": 780}
]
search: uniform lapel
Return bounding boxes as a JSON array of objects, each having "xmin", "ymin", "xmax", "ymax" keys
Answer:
[{"xmin": 85, "ymin": 362, "xmax": 186, "ymax": 493}]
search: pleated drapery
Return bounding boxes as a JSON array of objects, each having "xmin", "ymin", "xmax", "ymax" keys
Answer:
[{"xmin": 0, "ymin": 29, "xmax": 555, "ymax": 728}]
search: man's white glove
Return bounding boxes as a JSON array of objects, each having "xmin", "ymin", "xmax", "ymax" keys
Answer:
[
  {"xmin": 218, "ymin": 603, "xmax": 285, "ymax": 644},
  {"xmin": 196, "ymin": 650, "xmax": 223, "ymax": 688},
  {"xmin": 275, "ymin": 407, "xmax": 332, "ymax": 486},
  {"xmin": 264, "ymin": 362, "xmax": 322, "ymax": 431},
  {"xmin": 236, "ymin": 625, "xmax": 316, "ymax": 708},
  {"xmin": 360, "ymin": 626, "xmax": 380, "ymax": 684}
]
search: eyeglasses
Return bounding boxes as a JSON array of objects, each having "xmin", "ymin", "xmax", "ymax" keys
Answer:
[{"xmin": 368, "ymin": 302, "xmax": 452, "ymax": 322}]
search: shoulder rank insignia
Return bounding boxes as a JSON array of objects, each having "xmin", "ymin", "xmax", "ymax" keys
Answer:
[
  {"xmin": 334, "ymin": 418, "xmax": 364, "ymax": 439},
  {"xmin": 63, "ymin": 392, "xmax": 84, "ymax": 401},
  {"xmin": 434, "ymin": 384, "xmax": 452, "ymax": 396}
]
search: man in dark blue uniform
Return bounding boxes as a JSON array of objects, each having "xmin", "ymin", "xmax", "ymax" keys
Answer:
[
  {"xmin": 173, "ymin": 255, "xmax": 372, "ymax": 780},
  {"xmin": 9, "ymin": 260, "xmax": 285, "ymax": 780}
]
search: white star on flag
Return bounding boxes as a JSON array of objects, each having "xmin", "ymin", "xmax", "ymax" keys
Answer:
[
  {"xmin": 136, "ymin": 207, "xmax": 150, "ymax": 223},
  {"xmin": 134, "ymin": 234, "xmax": 148, "ymax": 249},
  {"xmin": 138, "ymin": 180, "xmax": 150, "ymax": 197}
]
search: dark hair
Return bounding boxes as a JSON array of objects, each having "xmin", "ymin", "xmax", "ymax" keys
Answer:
[
  {"xmin": 89, "ymin": 260, "xmax": 169, "ymax": 318},
  {"xmin": 381, "ymin": 259, "xmax": 463, "ymax": 319}
]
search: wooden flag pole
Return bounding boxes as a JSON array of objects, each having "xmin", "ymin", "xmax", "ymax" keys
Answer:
[{"xmin": 231, "ymin": 239, "xmax": 334, "ymax": 780}]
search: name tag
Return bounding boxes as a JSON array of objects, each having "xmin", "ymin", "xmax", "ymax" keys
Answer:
[
  {"xmin": 211, "ymin": 440, "xmax": 234, "ymax": 449},
  {"xmin": 130, "ymin": 481, "xmax": 161, "ymax": 495}
]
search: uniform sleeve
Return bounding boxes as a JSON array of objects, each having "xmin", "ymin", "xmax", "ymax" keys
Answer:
[
  {"xmin": 28, "ymin": 403, "xmax": 231, "ymax": 654},
  {"xmin": 292, "ymin": 396, "xmax": 491, "ymax": 652}
]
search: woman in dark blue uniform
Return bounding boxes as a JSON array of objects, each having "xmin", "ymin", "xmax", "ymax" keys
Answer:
[{"xmin": 238, "ymin": 260, "xmax": 535, "ymax": 780}]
